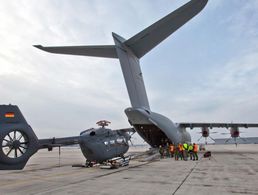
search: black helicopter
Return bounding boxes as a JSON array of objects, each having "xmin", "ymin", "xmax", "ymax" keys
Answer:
[{"xmin": 0, "ymin": 105, "xmax": 135, "ymax": 170}]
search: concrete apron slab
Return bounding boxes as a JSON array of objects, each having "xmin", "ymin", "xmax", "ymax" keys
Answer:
[{"xmin": 0, "ymin": 145, "xmax": 258, "ymax": 195}]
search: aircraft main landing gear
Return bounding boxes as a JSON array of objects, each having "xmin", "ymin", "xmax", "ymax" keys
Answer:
[{"xmin": 85, "ymin": 160, "xmax": 94, "ymax": 167}]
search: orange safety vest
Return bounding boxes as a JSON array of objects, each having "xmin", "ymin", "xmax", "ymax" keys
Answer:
[
  {"xmin": 193, "ymin": 144, "xmax": 198, "ymax": 152},
  {"xmin": 181, "ymin": 144, "xmax": 185, "ymax": 151},
  {"xmin": 178, "ymin": 144, "xmax": 183, "ymax": 151},
  {"xmin": 169, "ymin": 145, "xmax": 174, "ymax": 152}
]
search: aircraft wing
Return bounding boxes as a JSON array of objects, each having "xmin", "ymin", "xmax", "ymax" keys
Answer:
[
  {"xmin": 214, "ymin": 137, "xmax": 258, "ymax": 144},
  {"xmin": 177, "ymin": 122, "xmax": 258, "ymax": 129}
]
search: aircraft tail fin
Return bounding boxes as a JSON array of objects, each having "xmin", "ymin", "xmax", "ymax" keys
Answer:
[
  {"xmin": 0, "ymin": 105, "xmax": 80, "ymax": 170},
  {"xmin": 34, "ymin": 45, "xmax": 118, "ymax": 59},
  {"xmin": 34, "ymin": 0, "xmax": 208, "ymax": 110},
  {"xmin": 0, "ymin": 105, "xmax": 28, "ymax": 125},
  {"xmin": 125, "ymin": 0, "xmax": 208, "ymax": 58}
]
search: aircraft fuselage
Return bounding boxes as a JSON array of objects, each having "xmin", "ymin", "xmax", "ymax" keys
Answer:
[
  {"xmin": 79, "ymin": 127, "xmax": 129, "ymax": 162},
  {"xmin": 125, "ymin": 108, "xmax": 191, "ymax": 146}
]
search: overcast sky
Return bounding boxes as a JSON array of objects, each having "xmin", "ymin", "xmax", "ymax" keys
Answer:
[{"xmin": 1, "ymin": 0, "xmax": 258, "ymax": 144}]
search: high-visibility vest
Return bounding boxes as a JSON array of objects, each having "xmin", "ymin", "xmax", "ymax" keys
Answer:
[
  {"xmin": 169, "ymin": 145, "xmax": 174, "ymax": 152},
  {"xmin": 193, "ymin": 144, "xmax": 198, "ymax": 152},
  {"xmin": 183, "ymin": 143, "xmax": 188, "ymax": 150},
  {"xmin": 178, "ymin": 144, "xmax": 183, "ymax": 151},
  {"xmin": 188, "ymin": 145, "xmax": 193, "ymax": 151}
]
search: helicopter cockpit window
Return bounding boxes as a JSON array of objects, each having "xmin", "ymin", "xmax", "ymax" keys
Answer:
[
  {"xmin": 117, "ymin": 138, "xmax": 123, "ymax": 143},
  {"xmin": 90, "ymin": 131, "xmax": 96, "ymax": 136}
]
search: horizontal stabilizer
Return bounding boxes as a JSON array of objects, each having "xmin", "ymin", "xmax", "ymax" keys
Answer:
[
  {"xmin": 125, "ymin": 0, "xmax": 208, "ymax": 58},
  {"xmin": 34, "ymin": 45, "xmax": 118, "ymax": 59}
]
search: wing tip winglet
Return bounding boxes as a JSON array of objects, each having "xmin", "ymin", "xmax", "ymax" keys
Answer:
[
  {"xmin": 33, "ymin": 45, "xmax": 56, "ymax": 54},
  {"xmin": 33, "ymin": 45, "xmax": 47, "ymax": 52},
  {"xmin": 33, "ymin": 45, "xmax": 43, "ymax": 48}
]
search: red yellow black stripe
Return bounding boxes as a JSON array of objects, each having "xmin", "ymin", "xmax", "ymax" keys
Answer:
[{"xmin": 5, "ymin": 112, "xmax": 15, "ymax": 118}]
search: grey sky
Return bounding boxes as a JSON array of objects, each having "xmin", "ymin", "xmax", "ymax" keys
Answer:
[{"xmin": 1, "ymin": 0, "xmax": 258, "ymax": 144}]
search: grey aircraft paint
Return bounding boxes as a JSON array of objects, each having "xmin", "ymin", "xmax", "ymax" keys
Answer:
[
  {"xmin": 34, "ymin": 0, "xmax": 209, "ymax": 147},
  {"xmin": 79, "ymin": 127, "xmax": 130, "ymax": 162}
]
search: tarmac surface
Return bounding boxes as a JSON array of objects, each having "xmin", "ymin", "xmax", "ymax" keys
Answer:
[{"xmin": 1, "ymin": 144, "xmax": 258, "ymax": 195}]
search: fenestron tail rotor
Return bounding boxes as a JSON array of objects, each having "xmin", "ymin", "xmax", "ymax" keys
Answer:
[
  {"xmin": 1, "ymin": 130, "xmax": 29, "ymax": 159},
  {"xmin": 0, "ymin": 105, "xmax": 39, "ymax": 170}
]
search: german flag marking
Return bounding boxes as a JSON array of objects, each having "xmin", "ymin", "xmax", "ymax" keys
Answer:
[{"xmin": 5, "ymin": 112, "xmax": 15, "ymax": 118}]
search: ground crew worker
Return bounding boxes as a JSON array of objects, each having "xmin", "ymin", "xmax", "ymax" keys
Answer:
[
  {"xmin": 183, "ymin": 142, "xmax": 188, "ymax": 161},
  {"xmin": 188, "ymin": 143, "xmax": 194, "ymax": 160},
  {"xmin": 166, "ymin": 142, "xmax": 170, "ymax": 158},
  {"xmin": 159, "ymin": 145, "xmax": 164, "ymax": 159},
  {"xmin": 193, "ymin": 143, "xmax": 199, "ymax": 161},
  {"xmin": 178, "ymin": 143, "xmax": 183, "ymax": 160},
  {"xmin": 174, "ymin": 144, "xmax": 179, "ymax": 160},
  {"xmin": 169, "ymin": 143, "xmax": 174, "ymax": 158}
]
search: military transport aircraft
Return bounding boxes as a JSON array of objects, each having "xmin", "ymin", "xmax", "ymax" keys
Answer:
[
  {"xmin": 34, "ymin": 0, "xmax": 258, "ymax": 147},
  {"xmin": 1, "ymin": 0, "xmax": 258, "ymax": 170}
]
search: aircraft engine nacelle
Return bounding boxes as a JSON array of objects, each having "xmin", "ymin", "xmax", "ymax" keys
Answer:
[
  {"xmin": 201, "ymin": 127, "xmax": 209, "ymax": 137},
  {"xmin": 0, "ymin": 105, "xmax": 39, "ymax": 170},
  {"xmin": 230, "ymin": 127, "xmax": 240, "ymax": 138}
]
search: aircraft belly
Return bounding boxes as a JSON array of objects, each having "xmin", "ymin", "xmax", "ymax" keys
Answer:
[
  {"xmin": 79, "ymin": 137, "xmax": 129, "ymax": 162},
  {"xmin": 125, "ymin": 108, "xmax": 190, "ymax": 147}
]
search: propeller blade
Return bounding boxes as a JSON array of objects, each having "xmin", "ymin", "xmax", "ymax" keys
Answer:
[
  {"xmin": 209, "ymin": 136, "xmax": 216, "ymax": 142},
  {"xmin": 197, "ymin": 136, "xmax": 203, "ymax": 142},
  {"xmin": 239, "ymin": 137, "xmax": 247, "ymax": 142}
]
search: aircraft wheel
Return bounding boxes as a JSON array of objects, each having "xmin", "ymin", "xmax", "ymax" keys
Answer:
[{"xmin": 86, "ymin": 160, "xmax": 93, "ymax": 167}]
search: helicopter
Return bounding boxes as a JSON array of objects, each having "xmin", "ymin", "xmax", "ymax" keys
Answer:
[{"xmin": 0, "ymin": 105, "xmax": 134, "ymax": 170}]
